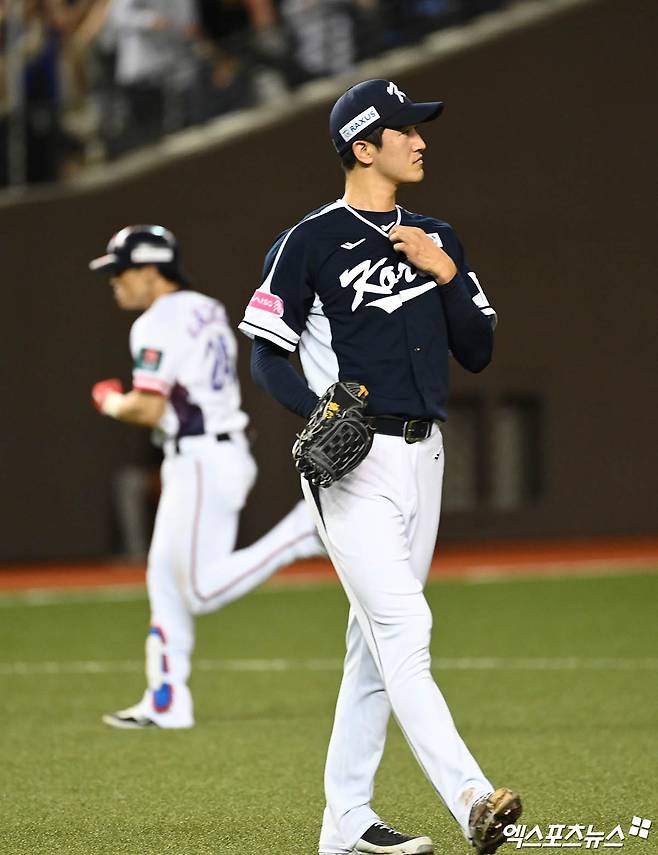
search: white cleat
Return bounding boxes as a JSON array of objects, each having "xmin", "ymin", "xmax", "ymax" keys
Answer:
[
  {"xmin": 102, "ymin": 698, "xmax": 159, "ymax": 729},
  {"xmin": 102, "ymin": 709, "xmax": 160, "ymax": 729},
  {"xmin": 101, "ymin": 692, "xmax": 194, "ymax": 730}
]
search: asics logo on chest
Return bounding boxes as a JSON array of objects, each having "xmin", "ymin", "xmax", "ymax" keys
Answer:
[
  {"xmin": 341, "ymin": 238, "xmax": 366, "ymax": 250},
  {"xmin": 340, "ymin": 257, "xmax": 437, "ymax": 313}
]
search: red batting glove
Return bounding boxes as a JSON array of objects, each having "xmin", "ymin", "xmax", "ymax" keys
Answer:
[{"xmin": 92, "ymin": 378, "xmax": 124, "ymax": 413}]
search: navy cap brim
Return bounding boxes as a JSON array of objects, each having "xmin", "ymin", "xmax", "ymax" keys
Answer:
[
  {"xmin": 385, "ymin": 100, "xmax": 444, "ymax": 128},
  {"xmin": 334, "ymin": 99, "xmax": 444, "ymax": 155}
]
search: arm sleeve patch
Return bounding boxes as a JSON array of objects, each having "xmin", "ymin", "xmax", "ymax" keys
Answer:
[
  {"xmin": 135, "ymin": 347, "xmax": 164, "ymax": 371},
  {"xmin": 239, "ymin": 223, "xmax": 316, "ymax": 352},
  {"xmin": 130, "ymin": 314, "xmax": 182, "ymax": 395}
]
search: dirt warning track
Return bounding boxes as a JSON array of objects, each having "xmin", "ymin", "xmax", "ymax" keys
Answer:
[{"xmin": 1, "ymin": 537, "xmax": 657, "ymax": 592}]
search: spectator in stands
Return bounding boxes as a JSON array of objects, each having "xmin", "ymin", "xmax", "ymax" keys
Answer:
[
  {"xmin": 0, "ymin": 0, "xmax": 92, "ymax": 184},
  {"xmin": 105, "ymin": 0, "xmax": 201, "ymax": 155},
  {"xmin": 63, "ymin": 0, "xmax": 120, "ymax": 158},
  {"xmin": 378, "ymin": 0, "xmax": 507, "ymax": 48},
  {"xmin": 376, "ymin": 0, "xmax": 455, "ymax": 48},
  {"xmin": 195, "ymin": 0, "xmax": 295, "ymax": 117},
  {"xmin": 0, "ymin": 0, "xmax": 63, "ymax": 183},
  {"xmin": 195, "ymin": 0, "xmax": 258, "ymax": 117},
  {"xmin": 60, "ymin": 0, "xmax": 109, "ymax": 117},
  {"xmin": 279, "ymin": 0, "xmax": 359, "ymax": 81},
  {"xmin": 0, "ymin": 0, "xmax": 511, "ymax": 183}
]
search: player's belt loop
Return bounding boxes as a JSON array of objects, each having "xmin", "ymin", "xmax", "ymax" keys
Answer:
[{"xmin": 403, "ymin": 419, "xmax": 433, "ymax": 444}]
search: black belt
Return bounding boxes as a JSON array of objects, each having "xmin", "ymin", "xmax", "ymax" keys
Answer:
[
  {"xmin": 368, "ymin": 416, "xmax": 434, "ymax": 444},
  {"xmin": 173, "ymin": 433, "xmax": 230, "ymax": 454}
]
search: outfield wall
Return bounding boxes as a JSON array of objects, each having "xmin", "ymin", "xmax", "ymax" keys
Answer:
[{"xmin": 1, "ymin": 0, "xmax": 656, "ymax": 561}]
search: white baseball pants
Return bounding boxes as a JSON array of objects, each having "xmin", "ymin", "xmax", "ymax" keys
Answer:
[
  {"xmin": 143, "ymin": 433, "xmax": 320, "ymax": 727},
  {"xmin": 302, "ymin": 426, "xmax": 493, "ymax": 853}
]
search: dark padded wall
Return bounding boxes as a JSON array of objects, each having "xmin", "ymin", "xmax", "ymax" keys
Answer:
[{"xmin": 1, "ymin": 0, "xmax": 656, "ymax": 560}]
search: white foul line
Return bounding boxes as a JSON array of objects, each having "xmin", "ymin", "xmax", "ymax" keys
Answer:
[
  {"xmin": 1, "ymin": 657, "xmax": 657, "ymax": 677},
  {"xmin": 0, "ymin": 587, "xmax": 148, "ymax": 608}
]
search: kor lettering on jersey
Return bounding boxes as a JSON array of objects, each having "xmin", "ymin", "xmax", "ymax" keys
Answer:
[
  {"xmin": 339, "ymin": 257, "xmax": 438, "ymax": 313},
  {"xmin": 339, "ymin": 106, "xmax": 381, "ymax": 142},
  {"xmin": 249, "ymin": 289, "xmax": 284, "ymax": 317}
]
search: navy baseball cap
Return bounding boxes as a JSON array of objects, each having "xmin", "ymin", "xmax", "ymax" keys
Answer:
[
  {"xmin": 330, "ymin": 79, "xmax": 444, "ymax": 156},
  {"xmin": 89, "ymin": 224, "xmax": 190, "ymax": 286}
]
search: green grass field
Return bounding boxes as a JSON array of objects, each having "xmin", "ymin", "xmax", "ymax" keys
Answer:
[{"xmin": 1, "ymin": 570, "xmax": 656, "ymax": 855}]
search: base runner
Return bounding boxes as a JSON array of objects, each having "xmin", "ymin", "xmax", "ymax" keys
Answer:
[{"xmin": 90, "ymin": 224, "xmax": 323, "ymax": 729}]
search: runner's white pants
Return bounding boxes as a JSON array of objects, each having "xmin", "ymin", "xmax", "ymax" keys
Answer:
[
  {"xmin": 302, "ymin": 426, "xmax": 492, "ymax": 852},
  {"xmin": 144, "ymin": 433, "xmax": 319, "ymax": 727}
]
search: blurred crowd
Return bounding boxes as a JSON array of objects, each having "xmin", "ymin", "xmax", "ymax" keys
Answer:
[{"xmin": 0, "ymin": 0, "xmax": 508, "ymax": 186}]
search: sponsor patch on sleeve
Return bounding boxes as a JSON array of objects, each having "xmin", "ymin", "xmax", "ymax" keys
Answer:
[
  {"xmin": 135, "ymin": 347, "xmax": 163, "ymax": 371},
  {"xmin": 248, "ymin": 290, "xmax": 284, "ymax": 317}
]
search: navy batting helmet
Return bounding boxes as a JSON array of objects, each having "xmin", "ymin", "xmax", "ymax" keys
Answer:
[{"xmin": 89, "ymin": 225, "xmax": 191, "ymax": 287}]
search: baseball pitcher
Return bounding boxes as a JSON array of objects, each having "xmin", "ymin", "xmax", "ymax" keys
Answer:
[{"xmin": 240, "ymin": 80, "xmax": 522, "ymax": 855}]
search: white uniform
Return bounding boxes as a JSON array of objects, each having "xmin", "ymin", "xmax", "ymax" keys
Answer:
[
  {"xmin": 241, "ymin": 200, "xmax": 498, "ymax": 852},
  {"xmin": 129, "ymin": 290, "xmax": 321, "ymax": 728}
]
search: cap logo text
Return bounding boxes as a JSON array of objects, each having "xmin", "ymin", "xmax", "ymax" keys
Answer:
[
  {"xmin": 339, "ymin": 106, "xmax": 381, "ymax": 142},
  {"xmin": 387, "ymin": 82, "xmax": 406, "ymax": 103}
]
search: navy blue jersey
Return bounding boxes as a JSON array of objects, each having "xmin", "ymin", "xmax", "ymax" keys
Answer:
[{"xmin": 239, "ymin": 199, "xmax": 496, "ymax": 419}]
